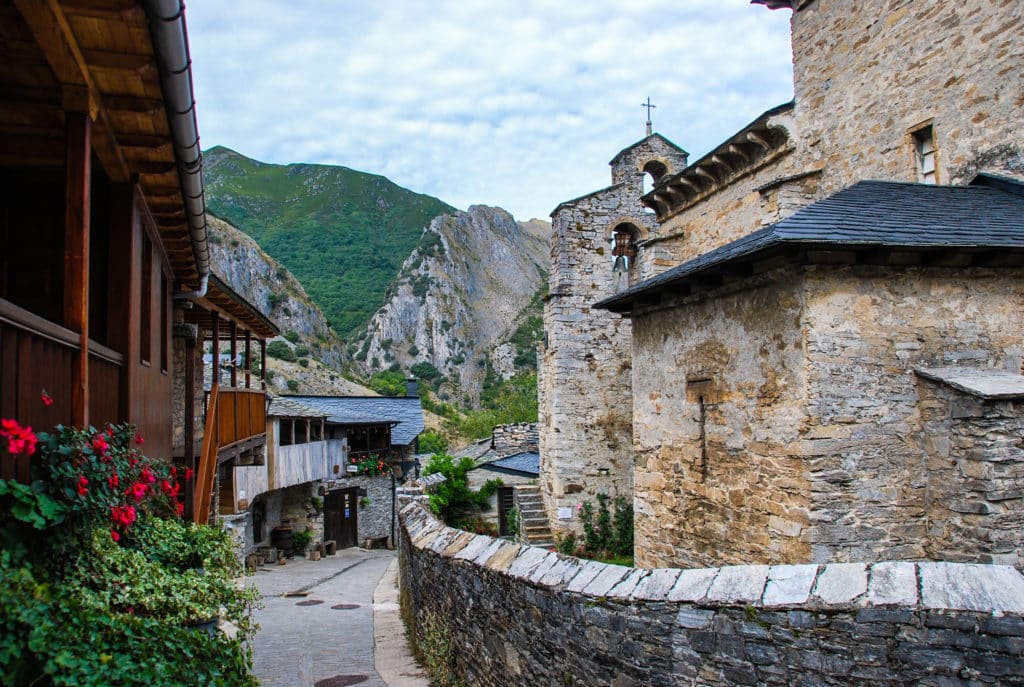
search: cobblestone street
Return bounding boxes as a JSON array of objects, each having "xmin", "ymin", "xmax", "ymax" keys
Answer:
[{"xmin": 247, "ymin": 548, "xmax": 428, "ymax": 687}]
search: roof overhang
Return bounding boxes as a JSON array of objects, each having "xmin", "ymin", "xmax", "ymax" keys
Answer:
[{"xmin": 3, "ymin": 0, "xmax": 208, "ymax": 289}]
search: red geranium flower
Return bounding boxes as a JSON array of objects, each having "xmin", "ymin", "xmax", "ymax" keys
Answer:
[
  {"xmin": 76, "ymin": 475, "xmax": 89, "ymax": 496},
  {"xmin": 184, "ymin": 468, "xmax": 195, "ymax": 481},
  {"xmin": 0, "ymin": 419, "xmax": 37, "ymax": 456},
  {"xmin": 134, "ymin": 432, "xmax": 144, "ymax": 445},
  {"xmin": 41, "ymin": 390, "xmax": 53, "ymax": 407},
  {"xmin": 126, "ymin": 481, "xmax": 148, "ymax": 502},
  {"xmin": 140, "ymin": 467, "xmax": 156, "ymax": 484},
  {"xmin": 108, "ymin": 473, "xmax": 120, "ymax": 489},
  {"xmin": 110, "ymin": 504, "xmax": 136, "ymax": 528},
  {"xmin": 92, "ymin": 435, "xmax": 109, "ymax": 456},
  {"xmin": 110, "ymin": 529, "xmax": 120, "ymax": 542}
]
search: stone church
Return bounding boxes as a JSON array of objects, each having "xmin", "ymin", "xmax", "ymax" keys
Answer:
[{"xmin": 539, "ymin": 0, "xmax": 1024, "ymax": 570}]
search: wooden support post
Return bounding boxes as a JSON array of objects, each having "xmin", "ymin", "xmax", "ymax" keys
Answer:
[
  {"xmin": 260, "ymin": 339, "xmax": 267, "ymax": 391},
  {"xmin": 210, "ymin": 311, "xmax": 220, "ymax": 387},
  {"xmin": 229, "ymin": 320, "xmax": 237, "ymax": 388},
  {"xmin": 244, "ymin": 330, "xmax": 252, "ymax": 389},
  {"xmin": 65, "ymin": 111, "xmax": 91, "ymax": 427}
]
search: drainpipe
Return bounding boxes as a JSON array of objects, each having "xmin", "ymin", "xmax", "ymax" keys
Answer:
[{"xmin": 144, "ymin": 0, "xmax": 210, "ymax": 299}]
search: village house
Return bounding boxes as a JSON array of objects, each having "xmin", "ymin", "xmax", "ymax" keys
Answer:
[
  {"xmin": 542, "ymin": 0, "xmax": 1024, "ymax": 569},
  {"xmin": 0, "ymin": 0, "xmax": 276, "ymax": 527}
]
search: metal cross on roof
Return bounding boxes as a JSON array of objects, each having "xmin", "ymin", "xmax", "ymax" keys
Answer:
[{"xmin": 642, "ymin": 97, "xmax": 656, "ymax": 136}]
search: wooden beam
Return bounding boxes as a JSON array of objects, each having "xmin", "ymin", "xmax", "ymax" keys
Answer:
[
  {"xmin": 64, "ymin": 111, "xmax": 90, "ymax": 426},
  {"xmin": 81, "ymin": 49, "xmax": 152, "ymax": 74},
  {"xmin": 211, "ymin": 311, "xmax": 220, "ymax": 386},
  {"xmin": 261, "ymin": 339, "xmax": 267, "ymax": 391},
  {"xmin": 13, "ymin": 0, "xmax": 131, "ymax": 181}
]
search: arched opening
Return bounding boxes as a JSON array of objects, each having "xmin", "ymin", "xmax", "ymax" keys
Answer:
[
  {"xmin": 641, "ymin": 160, "xmax": 668, "ymax": 209},
  {"xmin": 611, "ymin": 223, "xmax": 640, "ymax": 276}
]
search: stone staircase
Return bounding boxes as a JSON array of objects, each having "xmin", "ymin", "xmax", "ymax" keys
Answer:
[{"xmin": 513, "ymin": 485, "xmax": 554, "ymax": 548}]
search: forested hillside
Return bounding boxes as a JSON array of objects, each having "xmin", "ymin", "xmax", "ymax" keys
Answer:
[{"xmin": 203, "ymin": 146, "xmax": 454, "ymax": 338}]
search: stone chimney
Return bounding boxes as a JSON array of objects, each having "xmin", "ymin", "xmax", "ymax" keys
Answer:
[{"xmin": 405, "ymin": 377, "xmax": 419, "ymax": 397}]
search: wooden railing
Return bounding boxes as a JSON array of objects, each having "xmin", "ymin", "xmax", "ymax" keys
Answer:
[
  {"xmin": 215, "ymin": 388, "xmax": 266, "ymax": 450},
  {"xmin": 194, "ymin": 385, "xmax": 267, "ymax": 523},
  {"xmin": 1, "ymin": 299, "xmax": 122, "ymax": 482}
]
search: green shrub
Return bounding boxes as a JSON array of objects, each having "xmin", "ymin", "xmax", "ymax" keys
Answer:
[
  {"xmin": 369, "ymin": 370, "xmax": 406, "ymax": 396},
  {"xmin": 298, "ymin": 358, "xmax": 309, "ymax": 368},
  {"xmin": 284, "ymin": 330, "xmax": 300, "ymax": 344},
  {"xmin": 0, "ymin": 421, "xmax": 258, "ymax": 686},
  {"xmin": 410, "ymin": 361, "xmax": 441, "ymax": 382},
  {"xmin": 266, "ymin": 340, "xmax": 295, "ymax": 362},
  {"xmin": 294, "ymin": 345, "xmax": 310, "ymax": 358},
  {"xmin": 422, "ymin": 454, "xmax": 500, "ymax": 527},
  {"xmin": 578, "ymin": 494, "xmax": 633, "ymax": 558},
  {"xmin": 407, "ymin": 345, "xmax": 419, "ymax": 357},
  {"xmin": 286, "ymin": 379, "xmax": 299, "ymax": 391},
  {"xmin": 417, "ymin": 429, "xmax": 448, "ymax": 455}
]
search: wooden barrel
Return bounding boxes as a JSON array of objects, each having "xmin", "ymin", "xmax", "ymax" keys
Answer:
[{"xmin": 270, "ymin": 526, "xmax": 294, "ymax": 555}]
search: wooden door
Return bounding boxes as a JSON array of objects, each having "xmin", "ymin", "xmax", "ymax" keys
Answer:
[
  {"xmin": 325, "ymin": 488, "xmax": 359, "ymax": 549},
  {"xmin": 497, "ymin": 487, "xmax": 516, "ymax": 537}
]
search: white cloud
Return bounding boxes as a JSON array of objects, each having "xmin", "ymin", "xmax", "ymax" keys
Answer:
[{"xmin": 187, "ymin": 0, "xmax": 793, "ymax": 220}]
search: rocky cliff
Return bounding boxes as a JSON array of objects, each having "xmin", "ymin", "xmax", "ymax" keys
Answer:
[
  {"xmin": 207, "ymin": 214, "xmax": 373, "ymax": 396},
  {"xmin": 352, "ymin": 206, "xmax": 550, "ymax": 405}
]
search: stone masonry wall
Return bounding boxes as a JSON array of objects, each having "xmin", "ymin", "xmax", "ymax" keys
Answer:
[
  {"xmin": 399, "ymin": 503, "xmax": 1024, "ymax": 687},
  {"xmin": 540, "ymin": 191, "xmax": 639, "ymax": 537},
  {"xmin": 631, "ymin": 271, "xmax": 810, "ymax": 569},
  {"xmin": 801, "ymin": 266, "xmax": 1024, "ymax": 564},
  {"xmin": 629, "ymin": 265, "xmax": 1024, "ymax": 570},
  {"xmin": 540, "ymin": 135, "xmax": 686, "ymax": 538},
  {"xmin": 789, "ymin": 0, "xmax": 1024, "ymax": 192},
  {"xmin": 917, "ymin": 380, "xmax": 1024, "ymax": 569},
  {"xmin": 327, "ymin": 474, "xmax": 394, "ymax": 543}
]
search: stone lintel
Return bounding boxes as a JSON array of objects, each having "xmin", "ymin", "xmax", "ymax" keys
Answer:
[
  {"xmin": 867, "ymin": 561, "xmax": 918, "ymax": 606},
  {"xmin": 763, "ymin": 564, "xmax": 819, "ymax": 606},
  {"xmin": 706, "ymin": 565, "xmax": 770, "ymax": 603},
  {"xmin": 668, "ymin": 568, "xmax": 719, "ymax": 602},
  {"xmin": 915, "ymin": 366, "xmax": 1024, "ymax": 400},
  {"xmin": 920, "ymin": 562, "xmax": 1024, "ymax": 613},
  {"xmin": 813, "ymin": 563, "xmax": 868, "ymax": 605}
]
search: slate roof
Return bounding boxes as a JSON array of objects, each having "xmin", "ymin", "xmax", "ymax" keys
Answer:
[
  {"xmin": 285, "ymin": 395, "xmax": 425, "ymax": 446},
  {"xmin": 266, "ymin": 396, "xmax": 327, "ymax": 419},
  {"xmin": 477, "ymin": 451, "xmax": 540, "ymax": 477},
  {"xmin": 599, "ymin": 176, "xmax": 1024, "ymax": 313}
]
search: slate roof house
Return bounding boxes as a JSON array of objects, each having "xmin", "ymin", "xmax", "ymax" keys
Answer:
[
  {"xmin": 0, "ymin": 0, "xmax": 277, "ymax": 523},
  {"xmin": 542, "ymin": 0, "xmax": 1024, "ymax": 570}
]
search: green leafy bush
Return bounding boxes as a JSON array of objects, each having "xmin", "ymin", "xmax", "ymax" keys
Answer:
[
  {"xmin": 0, "ymin": 419, "xmax": 258, "ymax": 686},
  {"xmin": 422, "ymin": 453, "xmax": 500, "ymax": 528},
  {"xmin": 284, "ymin": 330, "xmax": 300, "ymax": 344},
  {"xmin": 410, "ymin": 361, "xmax": 441, "ymax": 382},
  {"xmin": 577, "ymin": 494, "xmax": 633, "ymax": 559},
  {"xmin": 294, "ymin": 345, "xmax": 310, "ymax": 358},
  {"xmin": 266, "ymin": 340, "xmax": 295, "ymax": 362},
  {"xmin": 417, "ymin": 429, "xmax": 448, "ymax": 455},
  {"xmin": 286, "ymin": 379, "xmax": 299, "ymax": 391},
  {"xmin": 369, "ymin": 370, "xmax": 406, "ymax": 396}
]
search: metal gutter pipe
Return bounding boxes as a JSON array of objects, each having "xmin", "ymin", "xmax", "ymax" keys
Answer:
[{"xmin": 144, "ymin": 0, "xmax": 210, "ymax": 298}]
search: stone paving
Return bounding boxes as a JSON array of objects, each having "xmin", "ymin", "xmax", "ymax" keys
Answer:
[{"xmin": 247, "ymin": 547, "xmax": 413, "ymax": 687}]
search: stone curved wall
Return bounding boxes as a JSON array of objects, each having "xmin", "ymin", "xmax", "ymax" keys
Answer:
[{"xmin": 398, "ymin": 502, "xmax": 1024, "ymax": 686}]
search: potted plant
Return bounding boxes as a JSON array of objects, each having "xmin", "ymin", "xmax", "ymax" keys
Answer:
[{"xmin": 291, "ymin": 528, "xmax": 314, "ymax": 555}]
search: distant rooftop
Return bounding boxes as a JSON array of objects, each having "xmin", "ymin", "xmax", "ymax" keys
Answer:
[
  {"xmin": 285, "ymin": 395, "xmax": 425, "ymax": 446},
  {"xmin": 476, "ymin": 451, "xmax": 540, "ymax": 477},
  {"xmin": 267, "ymin": 396, "xmax": 326, "ymax": 419}
]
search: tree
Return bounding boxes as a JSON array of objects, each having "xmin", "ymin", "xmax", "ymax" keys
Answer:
[
  {"xmin": 422, "ymin": 453, "xmax": 500, "ymax": 527},
  {"xmin": 368, "ymin": 370, "xmax": 406, "ymax": 396},
  {"xmin": 266, "ymin": 340, "xmax": 295, "ymax": 362},
  {"xmin": 417, "ymin": 429, "xmax": 448, "ymax": 455}
]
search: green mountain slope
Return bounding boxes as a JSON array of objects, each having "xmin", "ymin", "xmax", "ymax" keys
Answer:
[{"xmin": 203, "ymin": 146, "xmax": 455, "ymax": 338}]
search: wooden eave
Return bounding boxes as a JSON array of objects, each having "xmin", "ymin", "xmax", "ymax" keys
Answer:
[
  {"xmin": 2, "ymin": 0, "xmax": 201, "ymax": 287},
  {"xmin": 182, "ymin": 275, "xmax": 279, "ymax": 340}
]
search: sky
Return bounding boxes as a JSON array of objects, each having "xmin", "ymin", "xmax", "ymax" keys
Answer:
[{"xmin": 186, "ymin": 1, "xmax": 795, "ymax": 221}]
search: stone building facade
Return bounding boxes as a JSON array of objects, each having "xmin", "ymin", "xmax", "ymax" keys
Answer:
[
  {"xmin": 539, "ymin": 135, "xmax": 687, "ymax": 536},
  {"xmin": 547, "ymin": 0, "xmax": 1024, "ymax": 567}
]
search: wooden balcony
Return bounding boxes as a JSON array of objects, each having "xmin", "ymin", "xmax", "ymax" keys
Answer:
[
  {"xmin": 206, "ymin": 387, "xmax": 267, "ymax": 459},
  {"xmin": 1, "ymin": 299, "xmax": 122, "ymax": 482}
]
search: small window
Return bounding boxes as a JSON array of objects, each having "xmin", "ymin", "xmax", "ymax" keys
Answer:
[
  {"xmin": 279, "ymin": 419, "xmax": 293, "ymax": 446},
  {"xmin": 913, "ymin": 126, "xmax": 937, "ymax": 184}
]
